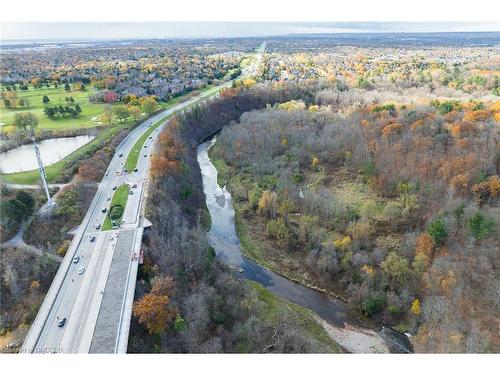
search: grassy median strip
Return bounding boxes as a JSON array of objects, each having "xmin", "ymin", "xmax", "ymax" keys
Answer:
[
  {"xmin": 101, "ymin": 184, "xmax": 130, "ymax": 231},
  {"xmin": 125, "ymin": 117, "xmax": 166, "ymax": 171}
]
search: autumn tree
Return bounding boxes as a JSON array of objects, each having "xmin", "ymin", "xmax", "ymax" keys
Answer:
[
  {"xmin": 133, "ymin": 294, "xmax": 176, "ymax": 334},
  {"xmin": 415, "ymin": 233, "xmax": 435, "ymax": 263},
  {"xmin": 113, "ymin": 105, "xmax": 130, "ymax": 123},
  {"xmin": 132, "ymin": 275, "xmax": 177, "ymax": 335},
  {"xmin": 100, "ymin": 105, "xmax": 113, "ymax": 126},
  {"xmin": 381, "ymin": 252, "xmax": 411, "ymax": 287},
  {"xmin": 258, "ymin": 190, "xmax": 278, "ymax": 219},
  {"xmin": 141, "ymin": 97, "xmax": 159, "ymax": 115},
  {"xmin": 128, "ymin": 105, "xmax": 141, "ymax": 121}
]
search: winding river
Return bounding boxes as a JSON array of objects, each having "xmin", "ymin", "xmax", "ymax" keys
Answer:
[
  {"xmin": 0, "ymin": 135, "xmax": 95, "ymax": 173},
  {"xmin": 197, "ymin": 138, "xmax": 413, "ymax": 353}
]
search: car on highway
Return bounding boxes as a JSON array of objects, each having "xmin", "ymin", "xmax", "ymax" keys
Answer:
[
  {"xmin": 106, "ymin": 196, "xmax": 111, "ymax": 201},
  {"xmin": 149, "ymin": 136, "xmax": 152, "ymax": 140},
  {"xmin": 112, "ymin": 186, "xmax": 117, "ymax": 190},
  {"xmin": 144, "ymin": 145, "xmax": 147, "ymax": 148},
  {"xmin": 129, "ymin": 190, "xmax": 134, "ymax": 195},
  {"xmin": 143, "ymin": 154, "xmax": 147, "ymax": 157},
  {"xmin": 72, "ymin": 256, "xmax": 80, "ymax": 264},
  {"xmin": 95, "ymin": 224, "xmax": 101, "ymax": 230},
  {"xmin": 134, "ymin": 168, "xmax": 138, "ymax": 172},
  {"xmin": 77, "ymin": 266, "xmax": 85, "ymax": 275},
  {"xmin": 119, "ymin": 153, "xmax": 123, "ymax": 157},
  {"xmin": 102, "ymin": 208, "xmax": 107, "ymax": 213},
  {"xmin": 132, "ymin": 183, "xmax": 137, "ymax": 188},
  {"xmin": 57, "ymin": 317, "xmax": 67, "ymax": 327},
  {"xmin": 90, "ymin": 236, "xmax": 96, "ymax": 242}
]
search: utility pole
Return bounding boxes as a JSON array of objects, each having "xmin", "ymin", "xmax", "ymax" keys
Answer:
[{"xmin": 32, "ymin": 137, "xmax": 52, "ymax": 206}]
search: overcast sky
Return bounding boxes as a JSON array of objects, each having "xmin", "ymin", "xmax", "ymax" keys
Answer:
[{"xmin": 2, "ymin": 22, "xmax": 500, "ymax": 41}]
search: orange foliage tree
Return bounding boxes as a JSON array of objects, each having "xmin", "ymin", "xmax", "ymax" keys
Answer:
[{"xmin": 132, "ymin": 276, "xmax": 177, "ymax": 334}]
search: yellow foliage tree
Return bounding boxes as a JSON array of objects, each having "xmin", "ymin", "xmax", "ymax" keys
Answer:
[
  {"xmin": 311, "ymin": 156, "xmax": 320, "ymax": 169},
  {"xmin": 333, "ymin": 235, "xmax": 352, "ymax": 250},
  {"xmin": 258, "ymin": 190, "xmax": 278, "ymax": 219},
  {"xmin": 243, "ymin": 78, "xmax": 256, "ymax": 87},
  {"xmin": 361, "ymin": 265, "xmax": 376, "ymax": 277},
  {"xmin": 410, "ymin": 299, "xmax": 421, "ymax": 316}
]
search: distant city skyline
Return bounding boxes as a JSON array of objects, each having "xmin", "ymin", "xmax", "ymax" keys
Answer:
[{"xmin": 2, "ymin": 22, "xmax": 500, "ymax": 42}]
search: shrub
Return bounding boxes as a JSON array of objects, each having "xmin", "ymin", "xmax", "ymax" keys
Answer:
[
  {"xmin": 361, "ymin": 292, "xmax": 385, "ymax": 316},
  {"xmin": 109, "ymin": 205, "xmax": 123, "ymax": 220},
  {"xmin": 266, "ymin": 218, "xmax": 293, "ymax": 247}
]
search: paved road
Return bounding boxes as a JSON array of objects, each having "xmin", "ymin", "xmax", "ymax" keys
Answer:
[{"xmin": 21, "ymin": 44, "xmax": 265, "ymax": 354}]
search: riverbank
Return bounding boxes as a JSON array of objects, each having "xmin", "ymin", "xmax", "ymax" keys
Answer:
[
  {"xmin": 248, "ymin": 281, "xmax": 343, "ymax": 353},
  {"xmin": 208, "ymin": 145, "xmax": 352, "ymax": 303},
  {"xmin": 198, "ymin": 139, "xmax": 400, "ymax": 353}
]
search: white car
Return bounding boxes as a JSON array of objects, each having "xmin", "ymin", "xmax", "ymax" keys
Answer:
[
  {"xmin": 106, "ymin": 196, "xmax": 111, "ymax": 201},
  {"xmin": 72, "ymin": 256, "xmax": 80, "ymax": 264},
  {"xmin": 77, "ymin": 266, "xmax": 85, "ymax": 275}
]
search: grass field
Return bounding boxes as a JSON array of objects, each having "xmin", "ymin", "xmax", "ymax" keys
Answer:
[
  {"xmin": 101, "ymin": 184, "xmax": 130, "ymax": 231},
  {"xmin": 0, "ymin": 86, "xmax": 109, "ymax": 131},
  {"xmin": 1, "ymin": 84, "xmax": 223, "ymax": 185}
]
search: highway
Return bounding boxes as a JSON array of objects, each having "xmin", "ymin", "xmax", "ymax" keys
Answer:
[{"xmin": 20, "ymin": 44, "xmax": 265, "ymax": 354}]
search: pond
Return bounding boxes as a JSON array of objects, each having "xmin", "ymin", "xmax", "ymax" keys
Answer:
[
  {"xmin": 197, "ymin": 138, "xmax": 413, "ymax": 353},
  {"xmin": 0, "ymin": 135, "xmax": 95, "ymax": 173}
]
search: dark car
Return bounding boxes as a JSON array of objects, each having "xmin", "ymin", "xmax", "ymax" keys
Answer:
[
  {"xmin": 102, "ymin": 208, "xmax": 107, "ymax": 213},
  {"xmin": 90, "ymin": 236, "xmax": 96, "ymax": 242},
  {"xmin": 57, "ymin": 317, "xmax": 67, "ymax": 327},
  {"xmin": 119, "ymin": 153, "xmax": 123, "ymax": 157},
  {"xmin": 134, "ymin": 168, "xmax": 138, "ymax": 172}
]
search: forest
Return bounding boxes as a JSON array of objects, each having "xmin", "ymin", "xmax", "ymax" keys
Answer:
[
  {"xmin": 209, "ymin": 84, "xmax": 498, "ymax": 352},
  {"xmin": 128, "ymin": 82, "xmax": 343, "ymax": 352}
]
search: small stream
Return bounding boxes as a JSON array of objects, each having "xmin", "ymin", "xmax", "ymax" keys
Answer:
[{"xmin": 197, "ymin": 138, "xmax": 413, "ymax": 353}]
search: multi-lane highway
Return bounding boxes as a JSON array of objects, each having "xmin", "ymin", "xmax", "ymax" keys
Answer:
[{"xmin": 21, "ymin": 44, "xmax": 265, "ymax": 354}]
